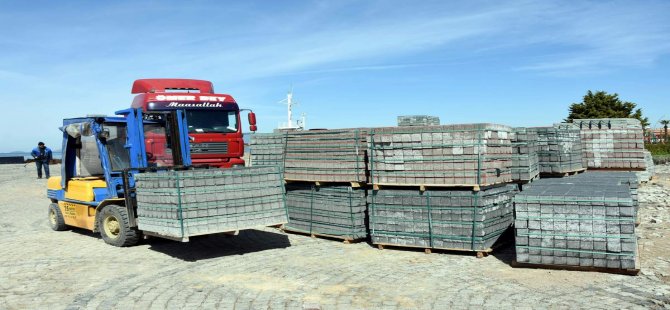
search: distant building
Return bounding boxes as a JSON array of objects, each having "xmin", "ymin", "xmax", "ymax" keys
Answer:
[{"xmin": 645, "ymin": 128, "xmax": 667, "ymax": 143}]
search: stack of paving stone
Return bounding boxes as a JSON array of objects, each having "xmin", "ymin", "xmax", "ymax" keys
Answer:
[
  {"xmin": 533, "ymin": 123, "xmax": 584, "ymax": 174},
  {"xmin": 367, "ymin": 123, "xmax": 513, "ymax": 187},
  {"xmin": 249, "ymin": 133, "xmax": 287, "ymax": 169},
  {"xmin": 284, "ymin": 184, "xmax": 367, "ymax": 241},
  {"xmin": 636, "ymin": 150, "xmax": 655, "ymax": 183},
  {"xmin": 574, "ymin": 118, "xmax": 646, "ymax": 169},
  {"xmin": 283, "ymin": 129, "xmax": 368, "ymax": 183},
  {"xmin": 397, "ymin": 115, "xmax": 440, "ymax": 127},
  {"xmin": 534, "ymin": 171, "xmax": 640, "ymax": 220},
  {"xmin": 368, "ymin": 185, "xmax": 517, "ymax": 251},
  {"xmin": 511, "ymin": 127, "xmax": 540, "ymax": 182},
  {"xmin": 134, "ymin": 166, "xmax": 288, "ymax": 239},
  {"xmin": 514, "ymin": 173, "xmax": 638, "ymax": 271}
]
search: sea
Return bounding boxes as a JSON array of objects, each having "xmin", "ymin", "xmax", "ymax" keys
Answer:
[
  {"xmin": 0, "ymin": 152, "xmax": 63, "ymax": 160},
  {"xmin": 2, "ymin": 134, "xmax": 252, "ymax": 161}
]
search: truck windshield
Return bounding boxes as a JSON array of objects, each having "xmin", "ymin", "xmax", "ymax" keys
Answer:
[{"xmin": 186, "ymin": 110, "xmax": 238, "ymax": 133}]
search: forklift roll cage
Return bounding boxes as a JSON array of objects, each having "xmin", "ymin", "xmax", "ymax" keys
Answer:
[{"xmin": 54, "ymin": 108, "xmax": 192, "ymax": 228}]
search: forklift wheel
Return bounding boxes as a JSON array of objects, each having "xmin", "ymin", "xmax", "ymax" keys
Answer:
[
  {"xmin": 98, "ymin": 205, "xmax": 140, "ymax": 247},
  {"xmin": 48, "ymin": 203, "xmax": 67, "ymax": 231}
]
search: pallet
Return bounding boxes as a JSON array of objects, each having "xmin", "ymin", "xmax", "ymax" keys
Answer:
[
  {"xmin": 374, "ymin": 242, "xmax": 495, "ymax": 258},
  {"xmin": 369, "ymin": 182, "xmax": 509, "ymax": 192},
  {"xmin": 511, "ymin": 260, "xmax": 640, "ymax": 276},
  {"xmin": 281, "ymin": 225, "xmax": 364, "ymax": 244},
  {"xmin": 141, "ymin": 221, "xmax": 289, "ymax": 242},
  {"xmin": 587, "ymin": 167, "xmax": 646, "ymax": 172},
  {"xmin": 540, "ymin": 168, "xmax": 586, "ymax": 178},
  {"xmin": 513, "ymin": 174, "xmax": 540, "ymax": 185},
  {"xmin": 284, "ymin": 179, "xmax": 366, "ymax": 188}
]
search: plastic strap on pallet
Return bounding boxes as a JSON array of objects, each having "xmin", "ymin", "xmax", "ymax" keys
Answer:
[
  {"xmin": 369, "ymin": 128, "xmax": 376, "ymax": 185},
  {"xmin": 279, "ymin": 166, "xmax": 289, "ymax": 221},
  {"xmin": 426, "ymin": 191, "xmax": 433, "ymax": 248},
  {"xmin": 355, "ymin": 129, "xmax": 361, "ymax": 182},
  {"xmin": 471, "ymin": 192, "xmax": 478, "ymax": 250},
  {"xmin": 309, "ymin": 184, "xmax": 315, "ymax": 234},
  {"xmin": 348, "ymin": 186, "xmax": 355, "ymax": 239},
  {"xmin": 175, "ymin": 171, "xmax": 185, "ymax": 238},
  {"xmin": 370, "ymin": 188, "xmax": 376, "ymax": 237}
]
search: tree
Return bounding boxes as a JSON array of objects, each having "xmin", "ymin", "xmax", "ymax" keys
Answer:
[
  {"xmin": 565, "ymin": 90, "xmax": 650, "ymax": 128},
  {"xmin": 661, "ymin": 120, "xmax": 670, "ymax": 143}
]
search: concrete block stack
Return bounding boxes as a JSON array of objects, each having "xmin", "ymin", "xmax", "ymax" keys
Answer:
[
  {"xmin": 574, "ymin": 118, "xmax": 646, "ymax": 169},
  {"xmin": 511, "ymin": 127, "xmax": 540, "ymax": 182},
  {"xmin": 533, "ymin": 123, "xmax": 584, "ymax": 174},
  {"xmin": 525, "ymin": 171, "xmax": 639, "ymax": 219},
  {"xmin": 637, "ymin": 150, "xmax": 655, "ymax": 183},
  {"xmin": 284, "ymin": 184, "xmax": 367, "ymax": 241},
  {"xmin": 514, "ymin": 172, "xmax": 638, "ymax": 271},
  {"xmin": 134, "ymin": 166, "xmax": 288, "ymax": 239},
  {"xmin": 369, "ymin": 185, "xmax": 517, "ymax": 251},
  {"xmin": 249, "ymin": 133, "xmax": 287, "ymax": 169},
  {"xmin": 397, "ymin": 115, "xmax": 440, "ymax": 127},
  {"xmin": 367, "ymin": 124, "xmax": 513, "ymax": 187},
  {"xmin": 284, "ymin": 129, "xmax": 368, "ymax": 183}
]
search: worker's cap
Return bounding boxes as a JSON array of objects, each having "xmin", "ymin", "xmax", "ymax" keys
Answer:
[{"xmin": 38, "ymin": 142, "xmax": 45, "ymax": 146}]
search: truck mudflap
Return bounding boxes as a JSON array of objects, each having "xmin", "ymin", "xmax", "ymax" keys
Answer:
[{"xmin": 133, "ymin": 165, "xmax": 287, "ymax": 240}]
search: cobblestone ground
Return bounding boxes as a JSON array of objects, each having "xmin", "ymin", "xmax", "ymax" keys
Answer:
[{"xmin": 1, "ymin": 164, "xmax": 669, "ymax": 309}]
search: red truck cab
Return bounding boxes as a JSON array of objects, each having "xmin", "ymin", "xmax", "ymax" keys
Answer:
[{"xmin": 130, "ymin": 79, "xmax": 255, "ymax": 168}]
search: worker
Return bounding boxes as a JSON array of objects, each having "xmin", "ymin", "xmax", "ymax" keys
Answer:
[{"xmin": 31, "ymin": 142, "xmax": 52, "ymax": 179}]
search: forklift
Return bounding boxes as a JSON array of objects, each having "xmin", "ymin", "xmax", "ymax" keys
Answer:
[{"xmin": 47, "ymin": 108, "xmax": 193, "ymax": 246}]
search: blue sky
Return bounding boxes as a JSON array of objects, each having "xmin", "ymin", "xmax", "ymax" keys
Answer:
[{"xmin": 1, "ymin": 0, "xmax": 669, "ymax": 152}]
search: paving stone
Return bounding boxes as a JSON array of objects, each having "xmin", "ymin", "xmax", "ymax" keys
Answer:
[
  {"xmin": 284, "ymin": 183, "xmax": 368, "ymax": 240},
  {"xmin": 514, "ymin": 172, "xmax": 638, "ymax": 270},
  {"xmin": 511, "ymin": 127, "xmax": 540, "ymax": 182},
  {"xmin": 367, "ymin": 123, "xmax": 513, "ymax": 186},
  {"xmin": 574, "ymin": 119, "xmax": 646, "ymax": 169},
  {"xmin": 135, "ymin": 166, "xmax": 288, "ymax": 238},
  {"xmin": 369, "ymin": 185, "xmax": 517, "ymax": 251},
  {"xmin": 532, "ymin": 123, "xmax": 584, "ymax": 174},
  {"xmin": 397, "ymin": 115, "xmax": 440, "ymax": 127}
]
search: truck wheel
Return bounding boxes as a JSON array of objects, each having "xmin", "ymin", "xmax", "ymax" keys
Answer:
[
  {"xmin": 98, "ymin": 205, "xmax": 140, "ymax": 247},
  {"xmin": 48, "ymin": 203, "xmax": 67, "ymax": 231}
]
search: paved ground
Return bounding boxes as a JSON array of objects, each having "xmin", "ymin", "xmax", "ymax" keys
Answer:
[{"xmin": 1, "ymin": 163, "xmax": 669, "ymax": 309}]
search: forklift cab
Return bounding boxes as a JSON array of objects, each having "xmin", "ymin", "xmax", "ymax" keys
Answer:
[{"xmin": 47, "ymin": 108, "xmax": 191, "ymax": 246}]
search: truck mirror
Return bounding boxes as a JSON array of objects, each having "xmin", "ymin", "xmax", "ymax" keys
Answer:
[
  {"xmin": 248, "ymin": 112, "xmax": 257, "ymax": 126},
  {"xmin": 248, "ymin": 112, "xmax": 257, "ymax": 132}
]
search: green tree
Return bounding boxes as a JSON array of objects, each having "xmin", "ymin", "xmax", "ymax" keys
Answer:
[
  {"xmin": 661, "ymin": 120, "xmax": 670, "ymax": 143},
  {"xmin": 566, "ymin": 90, "xmax": 650, "ymax": 128}
]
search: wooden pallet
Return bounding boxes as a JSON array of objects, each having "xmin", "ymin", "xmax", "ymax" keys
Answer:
[
  {"xmin": 513, "ymin": 174, "xmax": 540, "ymax": 185},
  {"xmin": 511, "ymin": 260, "xmax": 640, "ymax": 276},
  {"xmin": 540, "ymin": 168, "xmax": 586, "ymax": 178},
  {"xmin": 284, "ymin": 179, "xmax": 366, "ymax": 188},
  {"xmin": 374, "ymin": 242, "xmax": 497, "ymax": 258},
  {"xmin": 369, "ymin": 182, "xmax": 509, "ymax": 192},
  {"xmin": 587, "ymin": 167, "xmax": 646, "ymax": 172},
  {"xmin": 281, "ymin": 225, "xmax": 364, "ymax": 244}
]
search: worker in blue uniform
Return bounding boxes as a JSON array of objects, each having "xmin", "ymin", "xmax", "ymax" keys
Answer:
[{"xmin": 31, "ymin": 142, "xmax": 53, "ymax": 179}]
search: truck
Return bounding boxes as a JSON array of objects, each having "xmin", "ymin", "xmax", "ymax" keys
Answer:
[
  {"xmin": 47, "ymin": 108, "xmax": 286, "ymax": 246},
  {"xmin": 130, "ymin": 79, "xmax": 257, "ymax": 168}
]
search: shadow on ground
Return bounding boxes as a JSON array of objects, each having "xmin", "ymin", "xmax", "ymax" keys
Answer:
[{"xmin": 146, "ymin": 228, "xmax": 292, "ymax": 261}]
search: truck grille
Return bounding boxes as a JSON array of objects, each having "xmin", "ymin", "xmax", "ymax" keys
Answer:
[{"xmin": 190, "ymin": 142, "xmax": 229, "ymax": 154}]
